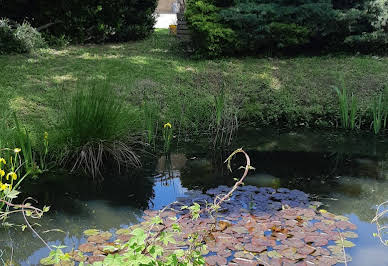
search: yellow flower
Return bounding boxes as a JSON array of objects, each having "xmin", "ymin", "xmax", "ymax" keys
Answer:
[
  {"xmin": 164, "ymin": 122, "xmax": 172, "ymax": 129},
  {"xmin": 0, "ymin": 158, "xmax": 5, "ymax": 164},
  {"xmin": 6, "ymin": 172, "xmax": 17, "ymax": 181},
  {"xmin": 0, "ymin": 183, "xmax": 7, "ymax": 191},
  {"xmin": 44, "ymin": 132, "xmax": 49, "ymax": 140},
  {"xmin": 14, "ymin": 148, "xmax": 21, "ymax": 154},
  {"xmin": 0, "ymin": 169, "xmax": 5, "ymax": 178}
]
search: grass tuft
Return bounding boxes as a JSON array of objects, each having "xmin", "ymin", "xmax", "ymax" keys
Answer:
[{"xmin": 58, "ymin": 79, "xmax": 142, "ymax": 179}]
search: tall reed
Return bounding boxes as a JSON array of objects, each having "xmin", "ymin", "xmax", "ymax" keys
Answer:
[
  {"xmin": 371, "ymin": 93, "xmax": 385, "ymax": 135},
  {"xmin": 142, "ymin": 100, "xmax": 159, "ymax": 149},
  {"xmin": 333, "ymin": 83, "xmax": 358, "ymax": 130},
  {"xmin": 13, "ymin": 113, "xmax": 40, "ymax": 177}
]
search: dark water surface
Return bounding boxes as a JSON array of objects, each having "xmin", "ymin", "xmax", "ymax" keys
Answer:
[{"xmin": 0, "ymin": 128, "xmax": 387, "ymax": 265}]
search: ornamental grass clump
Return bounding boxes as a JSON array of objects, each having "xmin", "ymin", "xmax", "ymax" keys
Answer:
[{"xmin": 59, "ymin": 80, "xmax": 142, "ymax": 180}]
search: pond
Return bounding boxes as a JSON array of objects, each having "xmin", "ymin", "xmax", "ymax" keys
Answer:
[{"xmin": 0, "ymin": 128, "xmax": 387, "ymax": 265}]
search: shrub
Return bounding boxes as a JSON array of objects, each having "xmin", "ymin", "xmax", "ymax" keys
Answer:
[
  {"xmin": 0, "ymin": 19, "xmax": 45, "ymax": 54},
  {"xmin": 185, "ymin": 0, "xmax": 388, "ymax": 56},
  {"xmin": 185, "ymin": 0, "xmax": 236, "ymax": 57},
  {"xmin": 0, "ymin": 0, "xmax": 158, "ymax": 44}
]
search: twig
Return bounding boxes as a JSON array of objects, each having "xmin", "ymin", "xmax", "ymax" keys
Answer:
[
  {"xmin": 21, "ymin": 198, "xmax": 52, "ymax": 251},
  {"xmin": 372, "ymin": 201, "xmax": 388, "ymax": 246},
  {"xmin": 338, "ymin": 230, "xmax": 348, "ymax": 266},
  {"xmin": 142, "ymin": 148, "xmax": 253, "ymax": 258}
]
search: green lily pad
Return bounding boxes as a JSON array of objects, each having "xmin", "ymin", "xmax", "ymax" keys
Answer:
[
  {"xmin": 83, "ymin": 229, "xmax": 100, "ymax": 236},
  {"xmin": 335, "ymin": 239, "xmax": 356, "ymax": 248},
  {"xmin": 115, "ymin": 228, "xmax": 131, "ymax": 236},
  {"xmin": 267, "ymin": 250, "xmax": 282, "ymax": 258},
  {"xmin": 341, "ymin": 231, "xmax": 358, "ymax": 238}
]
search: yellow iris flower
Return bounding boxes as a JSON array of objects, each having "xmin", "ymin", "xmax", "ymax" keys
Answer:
[
  {"xmin": 14, "ymin": 148, "xmax": 21, "ymax": 153},
  {"xmin": 0, "ymin": 169, "xmax": 5, "ymax": 178},
  {"xmin": 0, "ymin": 158, "xmax": 5, "ymax": 164},
  {"xmin": 164, "ymin": 122, "xmax": 172, "ymax": 129},
  {"xmin": 0, "ymin": 183, "xmax": 7, "ymax": 191},
  {"xmin": 44, "ymin": 132, "xmax": 49, "ymax": 140},
  {"xmin": 6, "ymin": 172, "xmax": 17, "ymax": 181}
]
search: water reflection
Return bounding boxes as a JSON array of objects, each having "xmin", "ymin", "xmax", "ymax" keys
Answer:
[{"xmin": 0, "ymin": 128, "xmax": 387, "ymax": 265}]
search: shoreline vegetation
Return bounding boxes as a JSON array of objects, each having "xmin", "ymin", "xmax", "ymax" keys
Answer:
[{"xmin": 0, "ymin": 29, "xmax": 387, "ymax": 177}]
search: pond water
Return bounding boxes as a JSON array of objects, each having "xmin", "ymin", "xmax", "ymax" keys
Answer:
[{"xmin": 0, "ymin": 128, "xmax": 387, "ymax": 265}]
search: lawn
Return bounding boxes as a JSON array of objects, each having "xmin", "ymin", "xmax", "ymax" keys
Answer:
[{"xmin": 1, "ymin": 29, "xmax": 387, "ymax": 143}]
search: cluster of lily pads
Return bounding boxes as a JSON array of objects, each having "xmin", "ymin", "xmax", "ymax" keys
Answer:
[{"xmin": 41, "ymin": 185, "xmax": 358, "ymax": 265}]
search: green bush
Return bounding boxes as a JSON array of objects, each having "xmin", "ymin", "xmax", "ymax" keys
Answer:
[
  {"xmin": 0, "ymin": 19, "xmax": 45, "ymax": 54},
  {"xmin": 185, "ymin": 0, "xmax": 388, "ymax": 56},
  {"xmin": 185, "ymin": 0, "xmax": 236, "ymax": 57},
  {"xmin": 0, "ymin": 0, "xmax": 158, "ymax": 44}
]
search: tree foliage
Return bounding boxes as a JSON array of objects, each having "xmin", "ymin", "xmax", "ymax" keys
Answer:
[
  {"xmin": 0, "ymin": 0, "xmax": 158, "ymax": 43},
  {"xmin": 185, "ymin": 0, "xmax": 388, "ymax": 56}
]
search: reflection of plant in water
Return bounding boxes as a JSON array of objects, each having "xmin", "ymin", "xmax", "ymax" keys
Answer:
[{"xmin": 372, "ymin": 201, "xmax": 388, "ymax": 246}]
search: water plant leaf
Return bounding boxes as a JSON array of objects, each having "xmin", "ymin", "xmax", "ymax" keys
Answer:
[
  {"xmin": 335, "ymin": 239, "xmax": 355, "ymax": 248},
  {"xmin": 83, "ymin": 229, "xmax": 100, "ymax": 236},
  {"xmin": 267, "ymin": 250, "xmax": 282, "ymax": 258},
  {"xmin": 342, "ymin": 231, "xmax": 358, "ymax": 238},
  {"xmin": 205, "ymin": 255, "xmax": 227, "ymax": 265},
  {"xmin": 115, "ymin": 228, "xmax": 131, "ymax": 236}
]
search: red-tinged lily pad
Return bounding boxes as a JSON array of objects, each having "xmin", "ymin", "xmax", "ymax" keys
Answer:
[
  {"xmin": 335, "ymin": 221, "xmax": 357, "ymax": 230},
  {"xmin": 93, "ymin": 250, "xmax": 105, "ymax": 256},
  {"xmin": 244, "ymin": 243, "xmax": 267, "ymax": 253},
  {"xmin": 79, "ymin": 243, "xmax": 97, "ymax": 253},
  {"xmin": 313, "ymin": 255, "xmax": 337, "ymax": 265},
  {"xmin": 234, "ymin": 251, "xmax": 255, "ymax": 260},
  {"xmin": 116, "ymin": 234, "xmax": 131, "ymax": 243},
  {"xmin": 282, "ymin": 238, "xmax": 305, "ymax": 248},
  {"xmin": 305, "ymin": 236, "xmax": 328, "ymax": 247},
  {"xmin": 232, "ymin": 257, "xmax": 258, "ymax": 266},
  {"xmin": 231, "ymin": 226, "xmax": 249, "ymax": 234},
  {"xmin": 311, "ymin": 247, "xmax": 330, "ymax": 257},
  {"xmin": 88, "ymin": 255, "xmax": 105, "ymax": 264},
  {"xmin": 298, "ymin": 245, "xmax": 316, "ymax": 255},
  {"xmin": 68, "ymin": 250, "xmax": 87, "ymax": 262},
  {"xmin": 88, "ymin": 232, "xmax": 112, "ymax": 244},
  {"xmin": 279, "ymin": 247, "xmax": 307, "ymax": 260},
  {"xmin": 205, "ymin": 255, "xmax": 227, "ymax": 265},
  {"xmin": 252, "ymin": 237, "xmax": 276, "ymax": 247}
]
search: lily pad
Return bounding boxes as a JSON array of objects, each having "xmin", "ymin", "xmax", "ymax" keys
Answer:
[
  {"xmin": 335, "ymin": 239, "xmax": 356, "ymax": 248},
  {"xmin": 83, "ymin": 229, "xmax": 100, "ymax": 237},
  {"xmin": 341, "ymin": 231, "xmax": 358, "ymax": 239},
  {"xmin": 79, "ymin": 243, "xmax": 97, "ymax": 253},
  {"xmin": 267, "ymin": 250, "xmax": 282, "ymax": 258},
  {"xmin": 115, "ymin": 228, "xmax": 131, "ymax": 236},
  {"xmin": 205, "ymin": 255, "xmax": 227, "ymax": 265}
]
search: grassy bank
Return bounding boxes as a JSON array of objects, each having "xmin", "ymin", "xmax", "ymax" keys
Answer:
[{"xmin": 0, "ymin": 29, "xmax": 387, "ymax": 147}]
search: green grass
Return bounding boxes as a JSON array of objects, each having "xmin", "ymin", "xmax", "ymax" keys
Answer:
[{"xmin": 0, "ymin": 29, "xmax": 387, "ymax": 145}]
